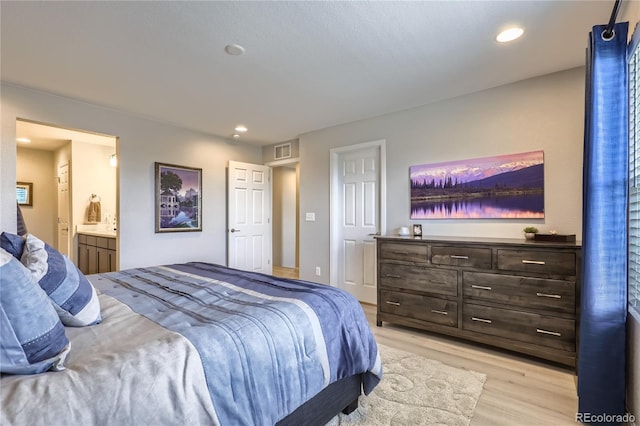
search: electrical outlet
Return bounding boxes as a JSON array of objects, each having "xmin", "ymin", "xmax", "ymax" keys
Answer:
[{"xmin": 315, "ymin": 266, "xmax": 321, "ymax": 276}]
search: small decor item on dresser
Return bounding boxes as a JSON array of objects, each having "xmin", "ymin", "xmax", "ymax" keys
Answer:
[
  {"xmin": 398, "ymin": 226, "xmax": 410, "ymax": 236},
  {"xmin": 534, "ymin": 231, "xmax": 576, "ymax": 242},
  {"xmin": 412, "ymin": 224, "xmax": 422, "ymax": 237},
  {"xmin": 523, "ymin": 226, "xmax": 538, "ymax": 240}
]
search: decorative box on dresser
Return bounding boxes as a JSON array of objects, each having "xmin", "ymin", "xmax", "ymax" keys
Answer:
[{"xmin": 376, "ymin": 236, "xmax": 581, "ymax": 367}]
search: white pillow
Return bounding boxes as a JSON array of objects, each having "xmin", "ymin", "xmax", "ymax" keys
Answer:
[{"xmin": 21, "ymin": 234, "xmax": 101, "ymax": 327}]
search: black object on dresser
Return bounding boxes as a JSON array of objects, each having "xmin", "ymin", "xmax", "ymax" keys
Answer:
[{"xmin": 376, "ymin": 236, "xmax": 581, "ymax": 367}]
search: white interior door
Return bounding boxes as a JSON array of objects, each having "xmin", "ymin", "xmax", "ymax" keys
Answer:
[
  {"xmin": 333, "ymin": 144, "xmax": 383, "ymax": 304},
  {"xmin": 227, "ymin": 161, "xmax": 272, "ymax": 274},
  {"xmin": 57, "ymin": 162, "xmax": 71, "ymax": 258}
]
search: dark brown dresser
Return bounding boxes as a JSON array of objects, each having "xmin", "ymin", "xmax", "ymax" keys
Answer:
[{"xmin": 376, "ymin": 236, "xmax": 581, "ymax": 366}]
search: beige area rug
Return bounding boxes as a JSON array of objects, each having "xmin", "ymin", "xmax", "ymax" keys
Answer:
[{"xmin": 327, "ymin": 344, "xmax": 487, "ymax": 425}]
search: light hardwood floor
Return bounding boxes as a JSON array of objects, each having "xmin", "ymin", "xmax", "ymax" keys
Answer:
[
  {"xmin": 270, "ymin": 268, "xmax": 578, "ymax": 424},
  {"xmin": 359, "ymin": 303, "xmax": 579, "ymax": 426},
  {"xmin": 272, "ymin": 266, "xmax": 299, "ymax": 280}
]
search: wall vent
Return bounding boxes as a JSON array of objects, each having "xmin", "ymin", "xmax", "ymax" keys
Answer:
[{"xmin": 274, "ymin": 143, "xmax": 292, "ymax": 160}]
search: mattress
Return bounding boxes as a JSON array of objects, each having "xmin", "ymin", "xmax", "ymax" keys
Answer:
[{"xmin": 1, "ymin": 262, "xmax": 381, "ymax": 425}]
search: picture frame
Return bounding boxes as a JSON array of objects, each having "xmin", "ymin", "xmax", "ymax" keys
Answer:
[
  {"xmin": 410, "ymin": 150, "xmax": 544, "ymax": 219},
  {"xmin": 413, "ymin": 224, "xmax": 422, "ymax": 236},
  {"xmin": 16, "ymin": 182, "xmax": 33, "ymax": 206},
  {"xmin": 155, "ymin": 162, "xmax": 202, "ymax": 233}
]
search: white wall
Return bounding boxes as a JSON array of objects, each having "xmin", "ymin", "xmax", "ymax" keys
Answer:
[
  {"xmin": 72, "ymin": 141, "xmax": 117, "ymax": 227},
  {"xmin": 262, "ymin": 139, "xmax": 300, "ymax": 163},
  {"xmin": 15, "ymin": 147, "xmax": 56, "ymax": 245},
  {"xmin": 298, "ymin": 67, "xmax": 585, "ymax": 282},
  {"xmin": 1, "ymin": 83, "xmax": 262, "ymax": 269}
]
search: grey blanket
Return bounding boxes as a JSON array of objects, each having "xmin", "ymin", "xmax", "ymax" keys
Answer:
[{"xmin": 0, "ymin": 293, "xmax": 217, "ymax": 426}]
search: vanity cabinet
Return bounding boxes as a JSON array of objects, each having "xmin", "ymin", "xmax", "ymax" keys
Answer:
[
  {"xmin": 77, "ymin": 233, "xmax": 117, "ymax": 274},
  {"xmin": 376, "ymin": 236, "xmax": 581, "ymax": 367}
]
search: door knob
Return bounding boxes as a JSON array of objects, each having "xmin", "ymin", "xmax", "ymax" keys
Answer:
[{"xmin": 230, "ymin": 228, "xmax": 240, "ymax": 233}]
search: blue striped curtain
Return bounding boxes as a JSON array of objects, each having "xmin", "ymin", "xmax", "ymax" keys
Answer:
[{"xmin": 578, "ymin": 22, "xmax": 628, "ymax": 422}]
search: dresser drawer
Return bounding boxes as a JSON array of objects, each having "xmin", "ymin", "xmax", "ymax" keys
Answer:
[
  {"xmin": 431, "ymin": 245, "xmax": 492, "ymax": 269},
  {"xmin": 463, "ymin": 303, "xmax": 575, "ymax": 351},
  {"xmin": 379, "ymin": 242, "xmax": 428, "ymax": 263},
  {"xmin": 463, "ymin": 272, "xmax": 575, "ymax": 314},
  {"xmin": 380, "ymin": 290, "xmax": 457, "ymax": 327},
  {"xmin": 497, "ymin": 249, "xmax": 576, "ymax": 276},
  {"xmin": 380, "ymin": 263, "xmax": 457, "ymax": 296}
]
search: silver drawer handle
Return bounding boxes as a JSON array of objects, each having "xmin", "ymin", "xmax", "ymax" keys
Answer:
[
  {"xmin": 536, "ymin": 292, "xmax": 561, "ymax": 299},
  {"xmin": 522, "ymin": 259, "xmax": 546, "ymax": 265},
  {"xmin": 385, "ymin": 274, "xmax": 401, "ymax": 278},
  {"xmin": 450, "ymin": 255, "xmax": 469, "ymax": 260},
  {"xmin": 471, "ymin": 285, "xmax": 492, "ymax": 291},
  {"xmin": 431, "ymin": 309, "xmax": 448, "ymax": 315},
  {"xmin": 536, "ymin": 328, "xmax": 561, "ymax": 337},
  {"xmin": 471, "ymin": 317, "xmax": 492, "ymax": 324},
  {"xmin": 385, "ymin": 301, "xmax": 401, "ymax": 306}
]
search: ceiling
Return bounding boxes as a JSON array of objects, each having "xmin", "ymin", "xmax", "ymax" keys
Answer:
[
  {"xmin": 15, "ymin": 120, "xmax": 116, "ymax": 152},
  {"xmin": 1, "ymin": 1, "xmax": 628, "ymax": 146}
]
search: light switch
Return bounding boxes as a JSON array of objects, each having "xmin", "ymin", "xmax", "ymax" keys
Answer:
[{"xmin": 305, "ymin": 212, "xmax": 316, "ymax": 221}]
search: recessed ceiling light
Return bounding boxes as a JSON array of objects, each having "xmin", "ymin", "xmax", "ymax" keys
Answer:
[
  {"xmin": 234, "ymin": 125, "xmax": 248, "ymax": 133},
  {"xmin": 496, "ymin": 27, "xmax": 524, "ymax": 43},
  {"xmin": 16, "ymin": 137, "xmax": 31, "ymax": 143},
  {"xmin": 232, "ymin": 134, "xmax": 240, "ymax": 139},
  {"xmin": 225, "ymin": 44, "xmax": 245, "ymax": 56}
]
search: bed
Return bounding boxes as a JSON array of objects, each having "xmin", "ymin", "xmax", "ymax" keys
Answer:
[{"xmin": 0, "ymin": 237, "xmax": 382, "ymax": 426}]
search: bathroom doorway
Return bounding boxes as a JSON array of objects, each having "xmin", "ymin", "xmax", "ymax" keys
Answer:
[{"xmin": 15, "ymin": 118, "xmax": 118, "ymax": 263}]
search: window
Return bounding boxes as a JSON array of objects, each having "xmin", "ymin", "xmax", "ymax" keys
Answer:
[{"xmin": 629, "ymin": 35, "xmax": 640, "ymax": 312}]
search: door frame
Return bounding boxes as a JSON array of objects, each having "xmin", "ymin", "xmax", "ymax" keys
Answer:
[
  {"xmin": 265, "ymin": 157, "xmax": 300, "ymax": 271},
  {"xmin": 57, "ymin": 162, "xmax": 71, "ymax": 258},
  {"xmin": 329, "ymin": 139, "xmax": 386, "ymax": 288}
]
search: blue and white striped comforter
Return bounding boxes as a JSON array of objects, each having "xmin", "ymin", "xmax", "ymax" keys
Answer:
[{"xmin": 93, "ymin": 262, "xmax": 382, "ymax": 425}]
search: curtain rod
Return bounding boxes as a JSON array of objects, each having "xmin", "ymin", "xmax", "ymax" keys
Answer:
[{"xmin": 603, "ymin": 0, "xmax": 622, "ymax": 39}]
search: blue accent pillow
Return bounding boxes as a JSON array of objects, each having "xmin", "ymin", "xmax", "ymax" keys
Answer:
[
  {"xmin": 21, "ymin": 234, "xmax": 101, "ymax": 327},
  {"xmin": 0, "ymin": 248, "xmax": 70, "ymax": 375},
  {"xmin": 0, "ymin": 231, "xmax": 25, "ymax": 259}
]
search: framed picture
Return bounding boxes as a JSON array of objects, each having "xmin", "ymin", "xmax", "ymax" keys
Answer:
[
  {"xmin": 413, "ymin": 224, "xmax": 422, "ymax": 237},
  {"xmin": 16, "ymin": 182, "xmax": 33, "ymax": 206},
  {"xmin": 410, "ymin": 150, "xmax": 544, "ymax": 219},
  {"xmin": 155, "ymin": 162, "xmax": 202, "ymax": 233}
]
